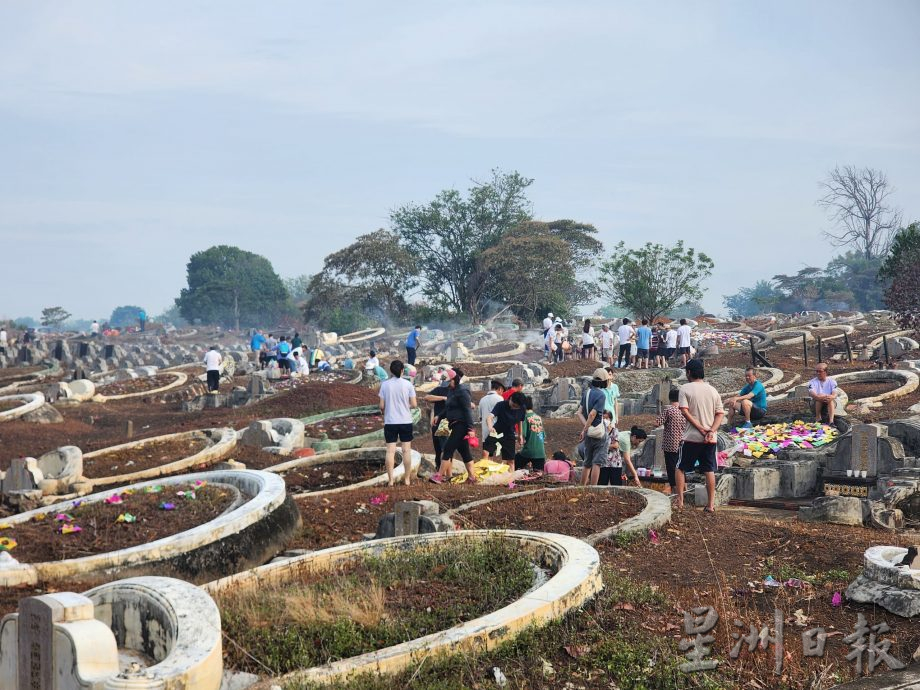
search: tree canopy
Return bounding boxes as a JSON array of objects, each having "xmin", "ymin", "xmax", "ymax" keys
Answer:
[
  {"xmin": 882, "ymin": 222, "xmax": 920, "ymax": 332},
  {"xmin": 391, "ymin": 169, "xmax": 534, "ymax": 321},
  {"xmin": 40, "ymin": 306, "xmax": 71, "ymax": 328},
  {"xmin": 109, "ymin": 305, "xmax": 145, "ymax": 328},
  {"xmin": 599, "ymin": 241, "xmax": 713, "ymax": 323},
  {"xmin": 175, "ymin": 245, "xmax": 290, "ymax": 329}
]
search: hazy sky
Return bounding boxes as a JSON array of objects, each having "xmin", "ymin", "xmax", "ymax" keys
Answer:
[{"xmin": 1, "ymin": 1, "xmax": 918, "ymax": 321}]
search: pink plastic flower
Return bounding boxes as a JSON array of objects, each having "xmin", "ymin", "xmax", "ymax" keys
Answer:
[
  {"xmin": 104, "ymin": 494, "xmax": 124, "ymax": 505},
  {"xmin": 831, "ymin": 591, "xmax": 842, "ymax": 607}
]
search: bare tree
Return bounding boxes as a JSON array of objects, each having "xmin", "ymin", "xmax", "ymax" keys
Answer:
[{"xmin": 818, "ymin": 165, "xmax": 902, "ymax": 259}]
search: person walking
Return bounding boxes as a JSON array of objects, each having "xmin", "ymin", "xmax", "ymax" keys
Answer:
[
  {"xmin": 578, "ymin": 368, "xmax": 610, "ymax": 485},
  {"xmin": 616, "ymin": 318, "xmax": 634, "ymax": 369},
  {"xmin": 674, "ymin": 359, "xmax": 724, "ymax": 512},
  {"xmin": 405, "ymin": 325, "xmax": 422, "ymax": 366},
  {"xmin": 516, "ymin": 396, "xmax": 545, "ymax": 471},
  {"xmin": 203, "ymin": 345, "xmax": 222, "ymax": 394},
  {"xmin": 433, "ymin": 369, "xmax": 478, "ymax": 484},
  {"xmin": 635, "ymin": 319, "xmax": 652, "ymax": 369},
  {"xmin": 655, "ymin": 388, "xmax": 687, "ymax": 494},
  {"xmin": 423, "ymin": 372, "xmax": 453, "ymax": 475},
  {"xmin": 379, "ymin": 360, "xmax": 418, "ymax": 486}
]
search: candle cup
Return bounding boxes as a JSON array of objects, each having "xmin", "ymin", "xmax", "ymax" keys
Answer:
[
  {"xmin": 846, "ymin": 469, "xmax": 853, "ymax": 477},
  {"xmin": 861, "ymin": 470, "xmax": 868, "ymax": 478}
]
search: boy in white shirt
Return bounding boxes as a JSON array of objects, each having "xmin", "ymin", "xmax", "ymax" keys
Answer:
[{"xmin": 676, "ymin": 318, "xmax": 693, "ymax": 366}]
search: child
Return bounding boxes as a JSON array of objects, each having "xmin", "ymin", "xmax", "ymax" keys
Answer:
[
  {"xmin": 544, "ymin": 451, "xmax": 575, "ymax": 482},
  {"xmin": 655, "ymin": 388, "xmax": 687, "ymax": 494},
  {"xmin": 515, "ymin": 396, "xmax": 545, "ymax": 471}
]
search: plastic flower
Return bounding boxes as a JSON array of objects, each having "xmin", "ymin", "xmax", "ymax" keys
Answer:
[
  {"xmin": 369, "ymin": 493, "xmax": 388, "ymax": 506},
  {"xmin": 54, "ymin": 513, "xmax": 74, "ymax": 523},
  {"xmin": 145, "ymin": 485, "xmax": 164, "ymax": 494},
  {"xmin": 104, "ymin": 494, "xmax": 124, "ymax": 505},
  {"xmin": 193, "ymin": 480, "xmax": 206, "ymax": 488},
  {"xmin": 116, "ymin": 513, "xmax": 137, "ymax": 524},
  {"xmin": 831, "ymin": 591, "xmax": 842, "ymax": 607},
  {"xmin": 60, "ymin": 524, "xmax": 82, "ymax": 535},
  {"xmin": 32, "ymin": 513, "xmax": 47, "ymax": 522},
  {"xmin": 0, "ymin": 524, "xmax": 11, "ymax": 531},
  {"xmin": 159, "ymin": 502, "xmax": 176, "ymax": 511},
  {"xmin": 0, "ymin": 537, "xmax": 16, "ymax": 551}
]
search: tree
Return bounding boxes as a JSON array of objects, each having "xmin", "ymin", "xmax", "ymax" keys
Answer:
[
  {"xmin": 175, "ymin": 245, "xmax": 290, "ymax": 330},
  {"xmin": 284, "ymin": 275, "xmax": 312, "ymax": 305},
  {"xmin": 599, "ymin": 241, "xmax": 714, "ymax": 323},
  {"xmin": 882, "ymin": 222, "xmax": 920, "ymax": 332},
  {"xmin": 479, "ymin": 224, "xmax": 574, "ymax": 325},
  {"xmin": 723, "ymin": 280, "xmax": 783, "ymax": 317},
  {"xmin": 826, "ymin": 251, "xmax": 887, "ymax": 311},
  {"xmin": 391, "ymin": 169, "xmax": 533, "ymax": 321},
  {"xmin": 40, "ymin": 306, "xmax": 71, "ymax": 328},
  {"xmin": 316, "ymin": 230, "xmax": 417, "ymax": 322},
  {"xmin": 818, "ymin": 166, "xmax": 902, "ymax": 259},
  {"xmin": 109, "ymin": 305, "xmax": 145, "ymax": 328}
]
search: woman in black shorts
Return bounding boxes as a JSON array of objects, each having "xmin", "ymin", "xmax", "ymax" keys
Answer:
[{"xmin": 433, "ymin": 369, "xmax": 478, "ymax": 484}]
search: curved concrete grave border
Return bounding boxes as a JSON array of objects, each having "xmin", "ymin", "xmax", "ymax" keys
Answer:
[
  {"xmin": 0, "ymin": 469, "xmax": 300, "ymax": 587},
  {"xmin": 0, "ymin": 392, "xmax": 44, "ymax": 422},
  {"xmin": 92, "ymin": 371, "xmax": 188, "ymax": 403},
  {"xmin": 470, "ymin": 341, "xmax": 527, "ymax": 360},
  {"xmin": 0, "ymin": 576, "xmax": 223, "ymax": 690},
  {"xmin": 0, "ymin": 363, "xmax": 62, "ymax": 396},
  {"xmin": 835, "ymin": 369, "xmax": 919, "ymax": 407},
  {"xmin": 265, "ymin": 446, "xmax": 422, "ymax": 497},
  {"xmin": 204, "ymin": 529, "xmax": 602, "ymax": 686},
  {"xmin": 337, "ymin": 327, "xmax": 387, "ymax": 344},
  {"xmin": 846, "ymin": 545, "xmax": 920, "ymax": 618},
  {"xmin": 300, "ymin": 406, "xmax": 422, "ymax": 452},
  {"xmin": 81, "ymin": 427, "xmax": 238, "ymax": 490},
  {"xmin": 445, "ymin": 485, "xmax": 671, "ymax": 546}
]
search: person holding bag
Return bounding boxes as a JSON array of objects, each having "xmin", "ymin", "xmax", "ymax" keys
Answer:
[
  {"xmin": 431, "ymin": 368, "xmax": 479, "ymax": 484},
  {"xmin": 578, "ymin": 368, "xmax": 610, "ymax": 485}
]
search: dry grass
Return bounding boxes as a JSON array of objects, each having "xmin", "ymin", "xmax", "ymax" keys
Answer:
[{"xmin": 285, "ymin": 583, "xmax": 387, "ymax": 628}]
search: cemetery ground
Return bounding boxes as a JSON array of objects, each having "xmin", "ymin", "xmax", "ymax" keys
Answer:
[{"xmin": 2, "ymin": 316, "xmax": 920, "ymax": 689}]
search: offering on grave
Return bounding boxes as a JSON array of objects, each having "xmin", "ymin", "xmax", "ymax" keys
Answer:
[{"xmin": 729, "ymin": 420, "xmax": 839, "ymax": 459}]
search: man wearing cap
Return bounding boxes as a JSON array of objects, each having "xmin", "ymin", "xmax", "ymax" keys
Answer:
[
  {"xmin": 675, "ymin": 359, "xmax": 724, "ymax": 512},
  {"xmin": 578, "ymin": 368, "xmax": 610, "ymax": 485}
]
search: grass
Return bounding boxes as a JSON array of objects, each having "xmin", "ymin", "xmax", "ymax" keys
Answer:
[
  {"xmin": 283, "ymin": 571, "xmax": 731, "ymax": 690},
  {"xmin": 762, "ymin": 558, "xmax": 851, "ymax": 585},
  {"xmin": 218, "ymin": 537, "xmax": 536, "ymax": 675}
]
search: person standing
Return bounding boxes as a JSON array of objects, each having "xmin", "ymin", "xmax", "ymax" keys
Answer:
[
  {"xmin": 276, "ymin": 336, "xmax": 292, "ymax": 377},
  {"xmin": 138, "ymin": 309, "xmax": 147, "ymax": 332},
  {"xmin": 601, "ymin": 366, "xmax": 621, "ymax": 426},
  {"xmin": 552, "ymin": 324, "xmax": 565, "ymax": 364},
  {"xmin": 435, "ymin": 369, "xmax": 478, "ymax": 484},
  {"xmin": 90, "ymin": 320, "xmax": 100, "ymax": 338},
  {"xmin": 542, "ymin": 312, "xmax": 554, "ymax": 358},
  {"xmin": 581, "ymin": 319, "xmax": 596, "ymax": 360},
  {"xmin": 675, "ymin": 359, "xmax": 724, "ymax": 512},
  {"xmin": 485, "ymin": 391, "xmax": 527, "ymax": 465},
  {"xmin": 478, "ymin": 380, "xmax": 505, "ymax": 460},
  {"xmin": 726, "ymin": 367, "xmax": 768, "ymax": 429},
  {"xmin": 203, "ymin": 346, "xmax": 222, "ymax": 394},
  {"xmin": 808, "ymin": 363, "xmax": 838, "ymax": 424},
  {"xmin": 653, "ymin": 323, "xmax": 667, "ymax": 368},
  {"xmin": 424, "ymin": 373, "xmax": 453, "ymax": 475},
  {"xmin": 578, "ymin": 368, "xmax": 610, "ymax": 485},
  {"xmin": 677, "ymin": 318, "xmax": 693, "ymax": 366},
  {"xmin": 516, "ymin": 396, "xmax": 545, "ymax": 471},
  {"xmin": 616, "ymin": 318, "xmax": 634, "ymax": 369},
  {"xmin": 655, "ymin": 388, "xmax": 687, "ymax": 494},
  {"xmin": 599, "ymin": 324, "xmax": 615, "ymax": 366},
  {"xmin": 635, "ymin": 319, "xmax": 652, "ymax": 369},
  {"xmin": 249, "ymin": 330, "xmax": 266, "ymax": 363},
  {"xmin": 664, "ymin": 325, "xmax": 678, "ymax": 365},
  {"xmin": 405, "ymin": 325, "xmax": 422, "ymax": 366},
  {"xmin": 291, "ymin": 331, "xmax": 303, "ymax": 351},
  {"xmin": 0, "ymin": 326, "xmax": 7, "ymax": 356},
  {"xmin": 379, "ymin": 360, "xmax": 418, "ymax": 486}
]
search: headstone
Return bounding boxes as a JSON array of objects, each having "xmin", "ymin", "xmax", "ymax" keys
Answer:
[
  {"xmin": 17, "ymin": 595, "xmax": 59, "ymax": 690},
  {"xmin": 3, "ymin": 458, "xmax": 44, "ymax": 493},
  {"xmin": 551, "ymin": 378, "xmax": 576, "ymax": 405},
  {"xmin": 509, "ymin": 365, "xmax": 529, "ymax": 384},
  {"xmin": 656, "ymin": 377, "xmax": 672, "ymax": 412},
  {"xmin": 910, "ymin": 548, "xmax": 920, "ymax": 570},
  {"xmin": 125, "ymin": 420, "xmax": 134, "ymax": 439},
  {"xmin": 651, "ymin": 430, "xmax": 665, "ymax": 470},
  {"xmin": 394, "ymin": 501, "xmax": 422, "ymax": 537},
  {"xmin": 17, "ymin": 347, "xmax": 32, "ymax": 364},
  {"xmin": 78, "ymin": 342, "xmax": 89, "ymax": 358},
  {"xmin": 103, "ymin": 344, "xmax": 115, "ymax": 359},
  {"xmin": 850, "ymin": 424, "xmax": 880, "ymax": 477},
  {"xmin": 52, "ymin": 340, "xmax": 64, "ymax": 360},
  {"xmin": 793, "ymin": 385, "xmax": 810, "ymax": 398}
]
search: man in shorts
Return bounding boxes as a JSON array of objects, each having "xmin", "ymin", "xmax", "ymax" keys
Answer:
[
  {"xmin": 726, "ymin": 367, "xmax": 768, "ymax": 429},
  {"xmin": 578, "ymin": 368, "xmax": 610, "ymax": 485},
  {"xmin": 676, "ymin": 318, "xmax": 693, "ymax": 366},
  {"xmin": 379, "ymin": 360, "xmax": 418, "ymax": 486},
  {"xmin": 664, "ymin": 325, "xmax": 678, "ymax": 364},
  {"xmin": 599, "ymin": 323, "xmax": 615, "ymax": 365},
  {"xmin": 675, "ymin": 359, "xmax": 724, "ymax": 512}
]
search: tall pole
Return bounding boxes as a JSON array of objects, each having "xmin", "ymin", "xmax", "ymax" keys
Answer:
[
  {"xmin": 803, "ymin": 334, "xmax": 808, "ymax": 367},
  {"xmin": 817, "ymin": 336, "xmax": 823, "ymax": 364},
  {"xmin": 844, "ymin": 332, "xmax": 853, "ymax": 362},
  {"xmin": 883, "ymin": 335, "xmax": 890, "ymax": 367}
]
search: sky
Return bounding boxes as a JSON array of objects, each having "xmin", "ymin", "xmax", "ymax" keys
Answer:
[{"xmin": 1, "ymin": 1, "xmax": 918, "ymax": 321}]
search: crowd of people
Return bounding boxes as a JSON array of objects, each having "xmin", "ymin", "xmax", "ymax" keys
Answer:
[{"xmin": 542, "ymin": 314, "xmax": 694, "ymax": 368}]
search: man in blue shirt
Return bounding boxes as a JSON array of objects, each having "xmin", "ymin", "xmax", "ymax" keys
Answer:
[
  {"xmin": 405, "ymin": 325, "xmax": 422, "ymax": 365},
  {"xmin": 249, "ymin": 330, "xmax": 266, "ymax": 363},
  {"xmin": 635, "ymin": 319, "xmax": 652, "ymax": 369},
  {"xmin": 726, "ymin": 367, "xmax": 768, "ymax": 429}
]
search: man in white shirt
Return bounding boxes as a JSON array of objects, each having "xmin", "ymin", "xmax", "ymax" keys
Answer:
[
  {"xmin": 478, "ymin": 380, "xmax": 505, "ymax": 458},
  {"xmin": 365, "ymin": 350, "xmax": 380, "ymax": 371},
  {"xmin": 90, "ymin": 320, "xmax": 100, "ymax": 338},
  {"xmin": 676, "ymin": 318, "xmax": 693, "ymax": 366},
  {"xmin": 599, "ymin": 324, "xmax": 615, "ymax": 366},
  {"xmin": 664, "ymin": 326, "xmax": 679, "ymax": 365},
  {"xmin": 291, "ymin": 351, "xmax": 310, "ymax": 376},
  {"xmin": 203, "ymin": 346, "xmax": 222, "ymax": 393},
  {"xmin": 0, "ymin": 328, "xmax": 7, "ymax": 355},
  {"xmin": 616, "ymin": 318, "xmax": 634, "ymax": 369},
  {"xmin": 379, "ymin": 360, "xmax": 418, "ymax": 486},
  {"xmin": 542, "ymin": 313, "xmax": 554, "ymax": 358}
]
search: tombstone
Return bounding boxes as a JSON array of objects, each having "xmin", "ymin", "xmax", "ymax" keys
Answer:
[
  {"xmin": 394, "ymin": 501, "xmax": 422, "ymax": 537},
  {"xmin": 2, "ymin": 458, "xmax": 43, "ymax": 494},
  {"xmin": 850, "ymin": 424, "xmax": 881, "ymax": 477},
  {"xmin": 77, "ymin": 341, "xmax": 89, "ymax": 358},
  {"xmin": 247, "ymin": 375, "xmax": 271, "ymax": 396},
  {"xmin": 656, "ymin": 377, "xmax": 672, "ymax": 412},
  {"xmin": 793, "ymin": 385, "xmax": 810, "ymax": 398},
  {"xmin": 52, "ymin": 340, "xmax": 64, "ymax": 360},
  {"xmin": 17, "ymin": 347, "xmax": 32, "ymax": 364},
  {"xmin": 509, "ymin": 365, "xmax": 530, "ymax": 384},
  {"xmin": 36, "ymin": 446, "xmax": 83, "ymax": 495},
  {"xmin": 103, "ymin": 344, "xmax": 115, "ymax": 359},
  {"xmin": 551, "ymin": 377, "xmax": 576, "ymax": 405},
  {"xmin": 651, "ymin": 430, "xmax": 666, "ymax": 471},
  {"xmin": 5, "ymin": 593, "xmax": 118, "ymax": 690}
]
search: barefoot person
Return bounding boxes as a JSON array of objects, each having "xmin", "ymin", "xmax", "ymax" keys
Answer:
[
  {"xmin": 378, "ymin": 360, "xmax": 418, "ymax": 486},
  {"xmin": 808, "ymin": 363, "xmax": 838, "ymax": 424},
  {"xmin": 726, "ymin": 367, "xmax": 768, "ymax": 429},
  {"xmin": 675, "ymin": 359, "xmax": 724, "ymax": 512},
  {"xmin": 435, "ymin": 369, "xmax": 479, "ymax": 484}
]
